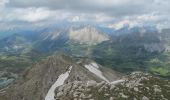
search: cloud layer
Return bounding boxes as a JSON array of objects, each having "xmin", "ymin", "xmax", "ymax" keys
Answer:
[
  {"xmin": 0, "ymin": 0, "xmax": 169, "ymax": 30},
  {"xmin": 6, "ymin": 0, "xmax": 169, "ymax": 16}
]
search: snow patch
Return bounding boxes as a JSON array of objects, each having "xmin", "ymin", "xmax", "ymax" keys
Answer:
[
  {"xmin": 45, "ymin": 66, "xmax": 72, "ymax": 100},
  {"xmin": 91, "ymin": 62, "xmax": 99, "ymax": 68},
  {"xmin": 111, "ymin": 80, "xmax": 125, "ymax": 85},
  {"xmin": 84, "ymin": 64, "xmax": 109, "ymax": 82}
]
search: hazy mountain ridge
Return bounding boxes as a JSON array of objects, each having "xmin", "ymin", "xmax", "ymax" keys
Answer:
[
  {"xmin": 0, "ymin": 34, "xmax": 32, "ymax": 54},
  {"xmin": 92, "ymin": 27, "xmax": 170, "ymax": 77},
  {"xmin": 41, "ymin": 25, "xmax": 109, "ymax": 44},
  {"xmin": 0, "ymin": 24, "xmax": 170, "ymax": 82}
]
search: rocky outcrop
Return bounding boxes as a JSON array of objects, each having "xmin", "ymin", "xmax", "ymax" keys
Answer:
[{"xmin": 54, "ymin": 72, "xmax": 170, "ymax": 100}]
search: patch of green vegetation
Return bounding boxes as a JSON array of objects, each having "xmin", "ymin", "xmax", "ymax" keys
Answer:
[
  {"xmin": 147, "ymin": 52, "xmax": 170, "ymax": 77},
  {"xmin": 151, "ymin": 67, "xmax": 170, "ymax": 76},
  {"xmin": 91, "ymin": 41, "xmax": 170, "ymax": 78},
  {"xmin": 0, "ymin": 50, "xmax": 48, "ymax": 74}
]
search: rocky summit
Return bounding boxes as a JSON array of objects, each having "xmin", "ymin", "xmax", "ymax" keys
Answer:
[
  {"xmin": 54, "ymin": 72, "xmax": 170, "ymax": 100},
  {"xmin": 0, "ymin": 55, "xmax": 122, "ymax": 100},
  {"xmin": 0, "ymin": 55, "xmax": 169, "ymax": 100}
]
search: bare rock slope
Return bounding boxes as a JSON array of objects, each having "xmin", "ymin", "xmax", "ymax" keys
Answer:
[{"xmin": 0, "ymin": 54, "xmax": 121, "ymax": 100}]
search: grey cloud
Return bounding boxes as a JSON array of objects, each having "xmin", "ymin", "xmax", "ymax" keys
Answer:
[
  {"xmin": 0, "ymin": 0, "xmax": 169, "ymax": 29},
  {"xmin": 7, "ymin": 0, "xmax": 169, "ymax": 17}
]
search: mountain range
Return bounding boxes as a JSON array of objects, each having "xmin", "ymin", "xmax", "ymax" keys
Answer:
[
  {"xmin": 0, "ymin": 24, "xmax": 170, "ymax": 75},
  {"xmin": 0, "ymin": 23, "xmax": 170, "ymax": 100}
]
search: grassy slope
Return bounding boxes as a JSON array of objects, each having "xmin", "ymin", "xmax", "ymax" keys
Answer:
[
  {"xmin": 92, "ymin": 41, "xmax": 170, "ymax": 77},
  {"xmin": 148, "ymin": 52, "xmax": 170, "ymax": 77},
  {"xmin": 0, "ymin": 51, "xmax": 48, "ymax": 74}
]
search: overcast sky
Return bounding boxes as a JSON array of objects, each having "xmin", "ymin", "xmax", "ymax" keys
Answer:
[{"xmin": 0, "ymin": 0, "xmax": 169, "ymax": 30}]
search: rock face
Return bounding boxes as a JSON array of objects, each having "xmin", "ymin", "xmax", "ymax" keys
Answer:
[
  {"xmin": 69, "ymin": 26, "xmax": 109, "ymax": 44},
  {"xmin": 42, "ymin": 25, "xmax": 109, "ymax": 45},
  {"xmin": 54, "ymin": 72, "xmax": 170, "ymax": 100},
  {"xmin": 0, "ymin": 54, "xmax": 121, "ymax": 100}
]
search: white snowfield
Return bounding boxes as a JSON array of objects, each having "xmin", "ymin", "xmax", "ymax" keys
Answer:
[
  {"xmin": 85, "ymin": 62, "xmax": 125, "ymax": 84},
  {"xmin": 45, "ymin": 66, "xmax": 72, "ymax": 100},
  {"xmin": 111, "ymin": 80, "xmax": 125, "ymax": 85},
  {"xmin": 91, "ymin": 62, "xmax": 99, "ymax": 68},
  {"xmin": 84, "ymin": 63, "xmax": 109, "ymax": 83}
]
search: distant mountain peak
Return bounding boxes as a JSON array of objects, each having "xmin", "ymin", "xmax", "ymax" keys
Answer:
[{"xmin": 69, "ymin": 26, "xmax": 109, "ymax": 44}]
